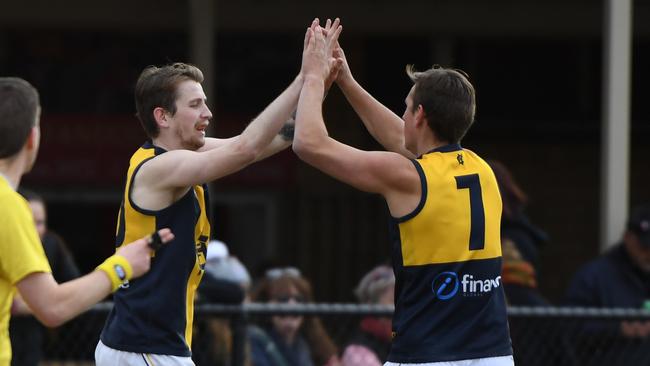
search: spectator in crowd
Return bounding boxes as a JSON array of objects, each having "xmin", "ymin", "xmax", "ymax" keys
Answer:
[
  {"xmin": 194, "ymin": 240, "xmax": 252, "ymax": 366},
  {"xmin": 565, "ymin": 203, "xmax": 650, "ymax": 364},
  {"xmin": 248, "ymin": 267, "xmax": 340, "ymax": 366},
  {"xmin": 16, "ymin": 189, "xmax": 81, "ymax": 286},
  {"xmin": 198, "ymin": 239, "xmax": 251, "ymax": 304},
  {"xmin": 488, "ymin": 160, "xmax": 549, "ymax": 306},
  {"xmin": 341, "ymin": 265, "xmax": 394, "ymax": 366},
  {"xmin": 10, "ymin": 189, "xmax": 81, "ymax": 366}
]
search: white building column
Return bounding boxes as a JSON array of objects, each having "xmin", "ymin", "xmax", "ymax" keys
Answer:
[{"xmin": 600, "ymin": 0, "xmax": 632, "ymax": 250}]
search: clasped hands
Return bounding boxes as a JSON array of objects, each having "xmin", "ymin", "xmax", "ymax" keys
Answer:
[{"xmin": 300, "ymin": 18, "xmax": 343, "ymax": 86}]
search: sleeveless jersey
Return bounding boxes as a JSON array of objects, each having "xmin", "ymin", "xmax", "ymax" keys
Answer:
[
  {"xmin": 101, "ymin": 141, "xmax": 210, "ymax": 356},
  {"xmin": 387, "ymin": 144, "xmax": 512, "ymax": 363}
]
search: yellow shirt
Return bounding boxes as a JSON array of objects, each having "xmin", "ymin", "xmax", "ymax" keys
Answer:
[{"xmin": 0, "ymin": 177, "xmax": 51, "ymax": 366}]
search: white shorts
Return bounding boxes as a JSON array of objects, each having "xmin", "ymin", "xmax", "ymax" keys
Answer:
[
  {"xmin": 95, "ymin": 340, "xmax": 195, "ymax": 366},
  {"xmin": 385, "ymin": 355, "xmax": 514, "ymax": 366}
]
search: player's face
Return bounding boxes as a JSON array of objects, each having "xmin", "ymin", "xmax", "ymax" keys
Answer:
[
  {"xmin": 29, "ymin": 200, "xmax": 47, "ymax": 239},
  {"xmin": 169, "ymin": 80, "xmax": 212, "ymax": 151},
  {"xmin": 402, "ymin": 86, "xmax": 417, "ymax": 154}
]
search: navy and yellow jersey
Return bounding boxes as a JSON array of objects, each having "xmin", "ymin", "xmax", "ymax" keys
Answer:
[
  {"xmin": 100, "ymin": 141, "xmax": 210, "ymax": 357},
  {"xmin": 387, "ymin": 144, "xmax": 512, "ymax": 363}
]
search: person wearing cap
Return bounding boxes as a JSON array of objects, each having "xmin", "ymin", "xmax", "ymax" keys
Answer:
[
  {"xmin": 564, "ymin": 204, "xmax": 650, "ymax": 364},
  {"xmin": 192, "ymin": 240, "xmax": 252, "ymax": 365},
  {"xmin": 198, "ymin": 239, "xmax": 251, "ymax": 304},
  {"xmin": 565, "ymin": 203, "xmax": 650, "ymax": 310}
]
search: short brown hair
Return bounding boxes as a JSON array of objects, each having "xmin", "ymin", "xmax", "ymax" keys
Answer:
[
  {"xmin": 134, "ymin": 63, "xmax": 204, "ymax": 138},
  {"xmin": 0, "ymin": 78, "xmax": 40, "ymax": 158},
  {"xmin": 406, "ymin": 65, "xmax": 476, "ymax": 144}
]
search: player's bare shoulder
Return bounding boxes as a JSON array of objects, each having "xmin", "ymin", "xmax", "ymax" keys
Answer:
[
  {"xmin": 377, "ymin": 151, "xmax": 423, "ymax": 218},
  {"xmin": 129, "ymin": 151, "xmax": 194, "ymax": 211}
]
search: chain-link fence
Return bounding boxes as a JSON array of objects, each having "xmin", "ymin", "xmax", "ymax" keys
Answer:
[{"xmin": 20, "ymin": 303, "xmax": 650, "ymax": 366}]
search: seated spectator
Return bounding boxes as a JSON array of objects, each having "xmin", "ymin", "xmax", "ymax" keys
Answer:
[
  {"xmin": 341, "ymin": 265, "xmax": 394, "ymax": 366},
  {"xmin": 488, "ymin": 160, "xmax": 549, "ymax": 306},
  {"xmin": 248, "ymin": 267, "xmax": 339, "ymax": 366},
  {"xmin": 198, "ymin": 239, "xmax": 251, "ymax": 304},
  {"xmin": 194, "ymin": 240, "xmax": 252, "ymax": 366},
  {"xmin": 10, "ymin": 189, "xmax": 80, "ymax": 366},
  {"xmin": 565, "ymin": 203, "xmax": 650, "ymax": 365}
]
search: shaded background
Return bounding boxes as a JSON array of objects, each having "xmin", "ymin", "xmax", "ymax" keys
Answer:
[{"xmin": 2, "ymin": 0, "xmax": 649, "ymax": 303}]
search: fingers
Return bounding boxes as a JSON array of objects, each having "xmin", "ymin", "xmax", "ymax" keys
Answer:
[
  {"xmin": 157, "ymin": 228, "xmax": 175, "ymax": 243},
  {"xmin": 147, "ymin": 228, "xmax": 174, "ymax": 250},
  {"xmin": 306, "ymin": 28, "xmax": 316, "ymax": 51},
  {"xmin": 303, "ymin": 26, "xmax": 311, "ymax": 50},
  {"xmin": 329, "ymin": 24, "xmax": 343, "ymax": 50},
  {"xmin": 311, "ymin": 25, "xmax": 325, "ymax": 49},
  {"xmin": 329, "ymin": 57, "xmax": 343, "ymax": 71},
  {"xmin": 307, "ymin": 18, "xmax": 342, "ymax": 47},
  {"xmin": 330, "ymin": 18, "xmax": 340, "ymax": 33}
]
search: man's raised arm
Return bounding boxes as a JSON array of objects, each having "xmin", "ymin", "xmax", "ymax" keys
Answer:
[
  {"xmin": 139, "ymin": 66, "xmax": 308, "ymax": 192},
  {"xmin": 292, "ymin": 20, "xmax": 420, "ymax": 218},
  {"xmin": 334, "ymin": 44, "xmax": 414, "ymax": 158}
]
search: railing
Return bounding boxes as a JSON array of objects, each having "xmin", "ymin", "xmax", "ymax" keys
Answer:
[{"xmin": 17, "ymin": 303, "xmax": 650, "ymax": 366}]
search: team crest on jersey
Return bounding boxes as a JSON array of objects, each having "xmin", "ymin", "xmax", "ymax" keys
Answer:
[
  {"xmin": 196, "ymin": 235, "xmax": 208, "ymax": 275},
  {"xmin": 457, "ymin": 153, "xmax": 464, "ymax": 165}
]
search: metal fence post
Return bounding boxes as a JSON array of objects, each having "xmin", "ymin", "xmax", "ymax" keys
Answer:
[{"xmin": 230, "ymin": 306, "xmax": 248, "ymax": 366}]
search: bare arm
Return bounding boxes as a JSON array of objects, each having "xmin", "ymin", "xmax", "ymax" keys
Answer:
[
  {"xmin": 16, "ymin": 270, "xmax": 111, "ymax": 327},
  {"xmin": 198, "ymin": 124, "xmax": 293, "ymax": 161},
  {"xmin": 196, "ymin": 136, "xmax": 238, "ymax": 152},
  {"xmin": 16, "ymin": 229, "xmax": 174, "ymax": 327},
  {"xmin": 293, "ymin": 21, "xmax": 420, "ymax": 217},
  {"xmin": 335, "ymin": 44, "xmax": 414, "ymax": 158},
  {"xmin": 11, "ymin": 294, "xmax": 31, "ymax": 315},
  {"xmin": 140, "ymin": 76, "xmax": 302, "ymax": 193}
]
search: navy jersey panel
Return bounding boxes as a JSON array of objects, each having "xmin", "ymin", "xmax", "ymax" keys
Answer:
[
  {"xmin": 100, "ymin": 142, "xmax": 210, "ymax": 356},
  {"xmin": 388, "ymin": 255, "xmax": 512, "ymax": 362},
  {"xmin": 101, "ymin": 191, "xmax": 200, "ymax": 355}
]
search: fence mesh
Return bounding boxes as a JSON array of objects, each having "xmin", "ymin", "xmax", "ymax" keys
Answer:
[{"xmin": 17, "ymin": 303, "xmax": 650, "ymax": 366}]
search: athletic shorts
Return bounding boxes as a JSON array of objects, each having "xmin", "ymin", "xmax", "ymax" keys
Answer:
[
  {"xmin": 95, "ymin": 340, "xmax": 195, "ymax": 366},
  {"xmin": 385, "ymin": 355, "xmax": 515, "ymax": 366}
]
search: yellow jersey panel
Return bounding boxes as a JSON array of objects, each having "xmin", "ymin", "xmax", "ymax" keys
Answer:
[
  {"xmin": 398, "ymin": 148, "xmax": 502, "ymax": 266},
  {"xmin": 0, "ymin": 178, "xmax": 51, "ymax": 366}
]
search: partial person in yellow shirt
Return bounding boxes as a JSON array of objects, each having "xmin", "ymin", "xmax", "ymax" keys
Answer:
[{"xmin": 0, "ymin": 77, "xmax": 175, "ymax": 366}]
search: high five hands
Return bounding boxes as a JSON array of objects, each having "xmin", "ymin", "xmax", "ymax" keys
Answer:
[{"xmin": 301, "ymin": 18, "xmax": 343, "ymax": 86}]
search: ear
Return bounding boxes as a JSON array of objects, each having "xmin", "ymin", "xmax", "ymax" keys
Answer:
[
  {"xmin": 153, "ymin": 107, "xmax": 170, "ymax": 128},
  {"xmin": 25, "ymin": 126, "xmax": 39, "ymax": 150},
  {"xmin": 415, "ymin": 105, "xmax": 427, "ymax": 127}
]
